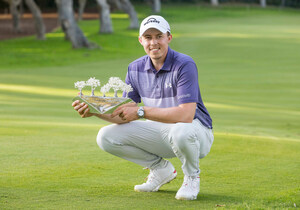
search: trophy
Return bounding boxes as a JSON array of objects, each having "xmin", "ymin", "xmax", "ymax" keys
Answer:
[{"xmin": 72, "ymin": 77, "xmax": 133, "ymax": 114}]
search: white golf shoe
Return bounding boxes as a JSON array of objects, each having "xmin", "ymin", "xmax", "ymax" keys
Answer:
[
  {"xmin": 134, "ymin": 161, "xmax": 177, "ymax": 192},
  {"xmin": 175, "ymin": 175, "xmax": 200, "ymax": 200}
]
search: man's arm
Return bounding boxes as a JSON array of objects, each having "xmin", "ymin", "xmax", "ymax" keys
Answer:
[
  {"xmin": 112, "ymin": 102, "xmax": 196, "ymax": 123},
  {"xmin": 144, "ymin": 103, "xmax": 196, "ymax": 123}
]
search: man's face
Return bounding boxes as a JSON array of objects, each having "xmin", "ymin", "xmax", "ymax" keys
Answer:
[{"xmin": 139, "ymin": 28, "xmax": 172, "ymax": 63}]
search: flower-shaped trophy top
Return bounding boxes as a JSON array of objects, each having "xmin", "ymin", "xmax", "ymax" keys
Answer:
[
  {"xmin": 86, "ymin": 77, "xmax": 100, "ymax": 96},
  {"xmin": 74, "ymin": 81, "xmax": 86, "ymax": 97},
  {"xmin": 74, "ymin": 77, "xmax": 132, "ymax": 98},
  {"xmin": 100, "ymin": 84, "xmax": 111, "ymax": 97}
]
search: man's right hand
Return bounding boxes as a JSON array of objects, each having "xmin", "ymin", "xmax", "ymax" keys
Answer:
[{"xmin": 72, "ymin": 100, "xmax": 95, "ymax": 118}]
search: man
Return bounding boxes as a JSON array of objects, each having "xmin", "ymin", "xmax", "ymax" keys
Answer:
[{"xmin": 72, "ymin": 15, "xmax": 214, "ymax": 200}]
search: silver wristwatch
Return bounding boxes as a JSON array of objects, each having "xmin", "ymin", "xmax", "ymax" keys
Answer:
[{"xmin": 137, "ymin": 106, "xmax": 145, "ymax": 118}]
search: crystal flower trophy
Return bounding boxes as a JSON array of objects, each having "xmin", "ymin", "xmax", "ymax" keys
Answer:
[{"xmin": 72, "ymin": 77, "xmax": 133, "ymax": 114}]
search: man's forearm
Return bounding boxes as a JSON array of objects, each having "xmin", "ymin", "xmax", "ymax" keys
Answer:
[
  {"xmin": 144, "ymin": 103, "xmax": 196, "ymax": 123},
  {"xmin": 94, "ymin": 113, "xmax": 127, "ymax": 124}
]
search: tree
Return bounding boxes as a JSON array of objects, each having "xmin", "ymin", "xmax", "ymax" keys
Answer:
[
  {"xmin": 77, "ymin": 0, "xmax": 113, "ymax": 33},
  {"xmin": 151, "ymin": 0, "xmax": 161, "ymax": 14},
  {"xmin": 4, "ymin": 0, "xmax": 45, "ymax": 39},
  {"xmin": 96, "ymin": 0, "xmax": 113, "ymax": 33},
  {"xmin": 260, "ymin": 0, "xmax": 266, "ymax": 8},
  {"xmin": 77, "ymin": 0, "xmax": 139, "ymax": 33},
  {"xmin": 106, "ymin": 0, "xmax": 139, "ymax": 30},
  {"xmin": 4, "ymin": 0, "xmax": 22, "ymax": 32},
  {"xmin": 117, "ymin": 0, "xmax": 139, "ymax": 29},
  {"xmin": 75, "ymin": 81, "xmax": 86, "ymax": 97},
  {"xmin": 78, "ymin": 0, "xmax": 87, "ymax": 21},
  {"xmin": 99, "ymin": 0, "xmax": 139, "ymax": 30},
  {"xmin": 108, "ymin": 77, "xmax": 124, "ymax": 97},
  {"xmin": 86, "ymin": 77, "xmax": 100, "ymax": 96},
  {"xmin": 56, "ymin": 0, "xmax": 91, "ymax": 48},
  {"xmin": 24, "ymin": 0, "xmax": 45, "ymax": 40},
  {"xmin": 211, "ymin": 0, "xmax": 219, "ymax": 6}
]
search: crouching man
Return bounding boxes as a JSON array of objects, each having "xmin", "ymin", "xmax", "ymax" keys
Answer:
[{"xmin": 72, "ymin": 15, "xmax": 214, "ymax": 200}]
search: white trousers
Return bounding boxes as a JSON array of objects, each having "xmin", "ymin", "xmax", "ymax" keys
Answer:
[{"xmin": 97, "ymin": 119, "xmax": 214, "ymax": 177}]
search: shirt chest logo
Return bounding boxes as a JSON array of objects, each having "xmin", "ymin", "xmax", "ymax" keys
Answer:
[{"xmin": 165, "ymin": 82, "xmax": 172, "ymax": 88}]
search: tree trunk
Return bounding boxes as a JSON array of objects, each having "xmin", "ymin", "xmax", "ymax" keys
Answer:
[
  {"xmin": 56, "ymin": 0, "xmax": 91, "ymax": 48},
  {"xmin": 95, "ymin": 0, "xmax": 113, "ymax": 33},
  {"xmin": 152, "ymin": 0, "xmax": 161, "ymax": 14},
  {"xmin": 119, "ymin": 0, "xmax": 139, "ymax": 29},
  {"xmin": 108, "ymin": 0, "xmax": 122, "ymax": 12},
  {"xmin": 9, "ymin": 0, "xmax": 22, "ymax": 33},
  {"xmin": 260, "ymin": 0, "xmax": 266, "ymax": 8},
  {"xmin": 280, "ymin": 0, "xmax": 286, "ymax": 8},
  {"xmin": 24, "ymin": 0, "xmax": 45, "ymax": 40},
  {"xmin": 78, "ymin": 0, "xmax": 87, "ymax": 21},
  {"xmin": 211, "ymin": 0, "xmax": 219, "ymax": 6}
]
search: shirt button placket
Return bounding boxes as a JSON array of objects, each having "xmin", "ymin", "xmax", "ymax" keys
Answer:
[{"xmin": 155, "ymin": 74, "xmax": 161, "ymax": 97}]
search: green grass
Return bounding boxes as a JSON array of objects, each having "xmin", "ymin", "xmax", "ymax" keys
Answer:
[{"xmin": 1, "ymin": 4, "xmax": 300, "ymax": 209}]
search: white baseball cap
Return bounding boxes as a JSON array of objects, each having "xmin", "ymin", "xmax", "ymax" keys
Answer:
[{"xmin": 139, "ymin": 15, "xmax": 171, "ymax": 37}]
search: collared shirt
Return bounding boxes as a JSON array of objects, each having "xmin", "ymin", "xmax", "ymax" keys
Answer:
[{"xmin": 123, "ymin": 47, "xmax": 212, "ymax": 129}]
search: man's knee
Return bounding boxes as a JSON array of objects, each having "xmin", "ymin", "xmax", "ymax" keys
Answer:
[
  {"xmin": 96, "ymin": 125, "xmax": 114, "ymax": 152},
  {"xmin": 169, "ymin": 123, "xmax": 197, "ymax": 148}
]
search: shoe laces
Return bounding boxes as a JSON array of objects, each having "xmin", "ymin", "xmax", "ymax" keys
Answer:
[
  {"xmin": 143, "ymin": 168, "xmax": 164, "ymax": 186},
  {"xmin": 146, "ymin": 169, "xmax": 159, "ymax": 183},
  {"xmin": 182, "ymin": 176, "xmax": 199, "ymax": 189}
]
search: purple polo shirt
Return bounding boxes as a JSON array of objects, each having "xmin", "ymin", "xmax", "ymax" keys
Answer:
[{"xmin": 123, "ymin": 47, "xmax": 212, "ymax": 129}]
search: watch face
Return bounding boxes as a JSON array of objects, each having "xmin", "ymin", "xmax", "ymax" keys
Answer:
[
  {"xmin": 138, "ymin": 110, "xmax": 143, "ymax": 117},
  {"xmin": 137, "ymin": 108, "xmax": 144, "ymax": 118}
]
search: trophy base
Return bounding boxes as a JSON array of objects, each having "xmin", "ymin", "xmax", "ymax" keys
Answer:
[{"xmin": 72, "ymin": 95, "xmax": 133, "ymax": 114}]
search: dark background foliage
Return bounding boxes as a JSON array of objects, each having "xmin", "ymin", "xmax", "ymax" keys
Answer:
[{"xmin": 0, "ymin": 0, "xmax": 299, "ymax": 13}]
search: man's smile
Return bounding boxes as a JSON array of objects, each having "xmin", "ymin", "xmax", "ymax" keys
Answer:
[{"xmin": 150, "ymin": 48, "xmax": 160, "ymax": 53}]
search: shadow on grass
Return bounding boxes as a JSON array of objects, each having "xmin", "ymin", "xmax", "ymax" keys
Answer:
[
  {"xmin": 198, "ymin": 193, "xmax": 239, "ymax": 202},
  {"xmin": 155, "ymin": 189, "xmax": 177, "ymax": 195},
  {"xmin": 157, "ymin": 190, "xmax": 240, "ymax": 202}
]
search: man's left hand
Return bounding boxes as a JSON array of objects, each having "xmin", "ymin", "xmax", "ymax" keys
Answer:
[{"xmin": 111, "ymin": 103, "xmax": 139, "ymax": 122}]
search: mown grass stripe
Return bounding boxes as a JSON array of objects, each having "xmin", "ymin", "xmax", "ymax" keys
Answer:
[{"xmin": 215, "ymin": 132, "xmax": 300, "ymax": 143}]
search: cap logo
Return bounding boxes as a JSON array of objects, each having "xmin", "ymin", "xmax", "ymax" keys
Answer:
[{"xmin": 144, "ymin": 18, "xmax": 160, "ymax": 26}]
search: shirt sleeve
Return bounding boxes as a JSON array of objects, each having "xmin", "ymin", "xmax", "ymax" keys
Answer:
[
  {"xmin": 122, "ymin": 67, "xmax": 141, "ymax": 103},
  {"xmin": 176, "ymin": 61, "xmax": 200, "ymax": 105}
]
